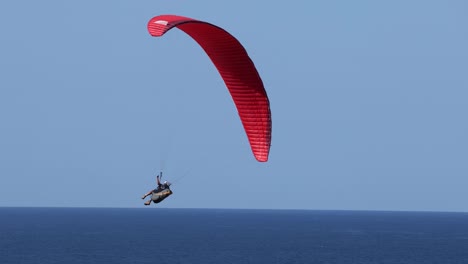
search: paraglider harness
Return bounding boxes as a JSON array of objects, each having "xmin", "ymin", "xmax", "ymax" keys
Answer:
[{"xmin": 151, "ymin": 172, "xmax": 173, "ymax": 204}]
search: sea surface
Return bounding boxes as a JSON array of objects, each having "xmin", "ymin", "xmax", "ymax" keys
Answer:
[{"xmin": 1, "ymin": 207, "xmax": 468, "ymax": 264}]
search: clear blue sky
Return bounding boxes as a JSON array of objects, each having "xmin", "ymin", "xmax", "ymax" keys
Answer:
[{"xmin": 1, "ymin": 1, "xmax": 467, "ymax": 211}]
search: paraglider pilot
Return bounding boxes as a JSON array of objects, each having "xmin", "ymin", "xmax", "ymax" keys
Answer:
[{"xmin": 142, "ymin": 174, "xmax": 172, "ymax": 206}]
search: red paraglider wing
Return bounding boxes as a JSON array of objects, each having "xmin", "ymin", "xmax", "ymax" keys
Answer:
[{"xmin": 147, "ymin": 15, "xmax": 271, "ymax": 162}]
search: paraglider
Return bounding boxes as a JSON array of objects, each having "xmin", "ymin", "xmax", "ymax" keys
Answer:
[
  {"xmin": 147, "ymin": 14, "xmax": 272, "ymax": 162},
  {"xmin": 141, "ymin": 173, "xmax": 173, "ymax": 206}
]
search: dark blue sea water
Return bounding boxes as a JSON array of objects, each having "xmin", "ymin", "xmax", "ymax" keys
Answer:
[{"xmin": 1, "ymin": 208, "xmax": 468, "ymax": 264}]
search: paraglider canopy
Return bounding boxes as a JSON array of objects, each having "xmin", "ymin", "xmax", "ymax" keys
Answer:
[{"xmin": 147, "ymin": 15, "xmax": 272, "ymax": 162}]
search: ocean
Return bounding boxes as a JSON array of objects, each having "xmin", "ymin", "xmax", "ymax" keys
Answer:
[{"xmin": 1, "ymin": 208, "xmax": 468, "ymax": 264}]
